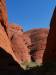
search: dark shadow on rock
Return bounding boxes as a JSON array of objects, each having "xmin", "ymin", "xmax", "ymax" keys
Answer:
[
  {"xmin": 0, "ymin": 46, "xmax": 53, "ymax": 75},
  {"xmin": 36, "ymin": 7, "xmax": 56, "ymax": 74},
  {"xmin": 0, "ymin": 47, "xmax": 42, "ymax": 75},
  {"xmin": 26, "ymin": 7, "xmax": 56, "ymax": 75},
  {"xmin": 43, "ymin": 7, "xmax": 56, "ymax": 64},
  {"xmin": 0, "ymin": 47, "xmax": 24, "ymax": 75}
]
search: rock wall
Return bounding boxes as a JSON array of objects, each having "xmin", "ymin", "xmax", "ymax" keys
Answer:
[
  {"xmin": 7, "ymin": 24, "xmax": 31, "ymax": 64},
  {"xmin": 0, "ymin": 0, "xmax": 8, "ymax": 27},
  {"xmin": 25, "ymin": 28, "xmax": 49, "ymax": 64},
  {"xmin": 43, "ymin": 7, "xmax": 56, "ymax": 63},
  {"xmin": 0, "ymin": 0, "xmax": 56, "ymax": 73},
  {"xmin": 0, "ymin": 0, "xmax": 8, "ymax": 29}
]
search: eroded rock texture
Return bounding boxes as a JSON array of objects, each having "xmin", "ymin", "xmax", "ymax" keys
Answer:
[
  {"xmin": 25, "ymin": 28, "xmax": 49, "ymax": 64},
  {"xmin": 0, "ymin": 0, "xmax": 8, "ymax": 29},
  {"xmin": 7, "ymin": 24, "xmax": 31, "ymax": 64},
  {"xmin": 1, "ymin": 0, "xmax": 56, "ymax": 74}
]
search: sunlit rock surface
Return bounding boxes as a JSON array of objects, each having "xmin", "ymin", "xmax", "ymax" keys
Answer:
[{"xmin": 25, "ymin": 28, "xmax": 49, "ymax": 64}]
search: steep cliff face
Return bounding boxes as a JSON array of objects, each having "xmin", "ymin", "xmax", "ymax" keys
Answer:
[
  {"xmin": 0, "ymin": 23, "xmax": 23, "ymax": 66},
  {"xmin": 7, "ymin": 24, "xmax": 49, "ymax": 65},
  {"xmin": 1, "ymin": 0, "xmax": 56, "ymax": 73},
  {"xmin": 0, "ymin": 0, "xmax": 8, "ymax": 29},
  {"xmin": 7, "ymin": 24, "xmax": 31, "ymax": 64},
  {"xmin": 0, "ymin": 23, "xmax": 13, "ymax": 56},
  {"xmin": 25, "ymin": 28, "xmax": 49, "ymax": 64},
  {"xmin": 43, "ymin": 7, "xmax": 56, "ymax": 63}
]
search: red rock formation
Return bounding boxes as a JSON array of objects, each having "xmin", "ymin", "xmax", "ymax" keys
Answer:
[
  {"xmin": 0, "ymin": 23, "xmax": 22, "ymax": 65},
  {"xmin": 7, "ymin": 24, "xmax": 23, "ymax": 39},
  {"xmin": 24, "ymin": 33, "xmax": 32, "ymax": 52},
  {"xmin": 26, "ymin": 28, "xmax": 49, "ymax": 64},
  {"xmin": 1, "ymin": 0, "xmax": 56, "ymax": 71},
  {"xmin": 0, "ymin": 0, "xmax": 50, "ymax": 66},
  {"xmin": 43, "ymin": 7, "xmax": 56, "ymax": 63},
  {"xmin": 0, "ymin": 0, "xmax": 23, "ymax": 67},
  {"xmin": 0, "ymin": 0, "xmax": 8, "ymax": 28},
  {"xmin": 7, "ymin": 24, "xmax": 31, "ymax": 64}
]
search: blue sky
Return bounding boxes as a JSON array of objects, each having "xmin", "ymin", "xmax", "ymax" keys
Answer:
[{"xmin": 6, "ymin": 0, "xmax": 56, "ymax": 31}]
